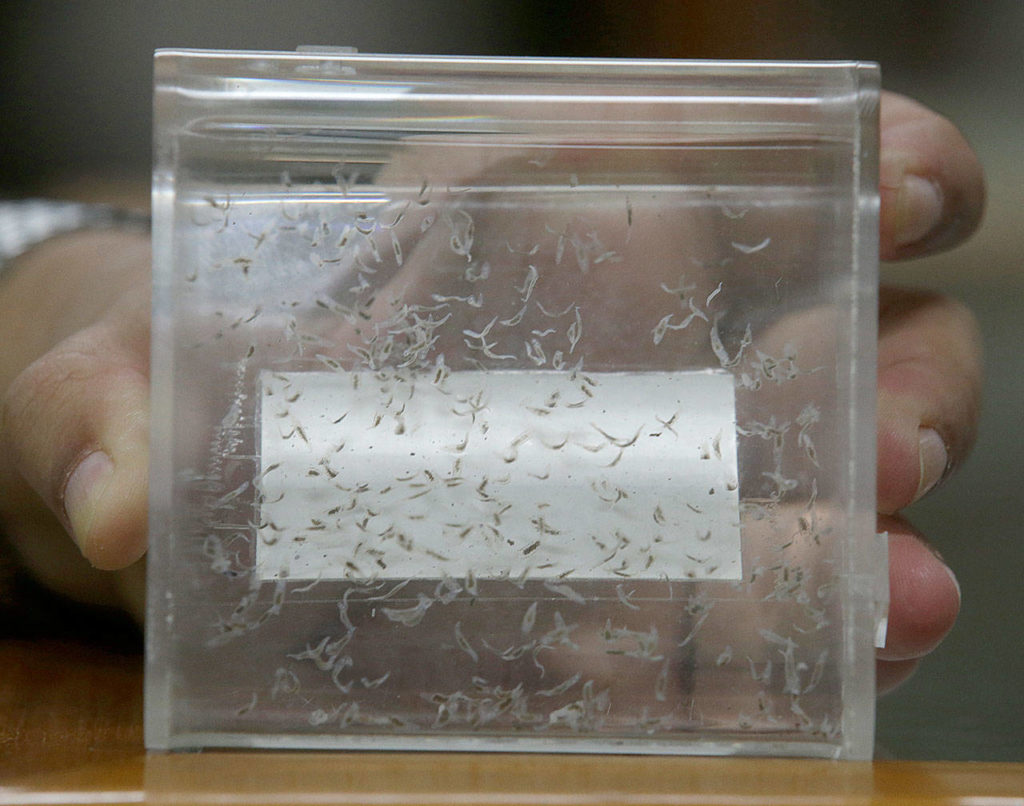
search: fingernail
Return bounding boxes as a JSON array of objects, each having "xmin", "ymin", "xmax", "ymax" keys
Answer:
[
  {"xmin": 893, "ymin": 174, "xmax": 944, "ymax": 248},
  {"xmin": 944, "ymin": 562, "xmax": 962, "ymax": 607},
  {"xmin": 921, "ymin": 539, "xmax": 961, "ymax": 607},
  {"xmin": 916, "ymin": 428, "xmax": 948, "ymax": 501},
  {"xmin": 64, "ymin": 450, "xmax": 114, "ymax": 550}
]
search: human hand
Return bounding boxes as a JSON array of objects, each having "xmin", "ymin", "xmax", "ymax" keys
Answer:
[
  {"xmin": 0, "ymin": 228, "xmax": 151, "ymax": 620},
  {"xmin": 874, "ymin": 92, "xmax": 985, "ymax": 692},
  {"xmin": 0, "ymin": 91, "xmax": 985, "ymax": 698},
  {"xmin": 338, "ymin": 90, "xmax": 985, "ymax": 696}
]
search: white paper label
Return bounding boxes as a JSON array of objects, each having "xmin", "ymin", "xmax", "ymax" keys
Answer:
[{"xmin": 257, "ymin": 369, "xmax": 741, "ymax": 581}]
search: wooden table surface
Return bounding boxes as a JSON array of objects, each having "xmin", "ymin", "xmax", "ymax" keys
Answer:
[{"xmin": 1, "ymin": 638, "xmax": 1021, "ymax": 806}]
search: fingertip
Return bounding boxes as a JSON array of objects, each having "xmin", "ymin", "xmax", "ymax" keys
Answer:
[
  {"xmin": 877, "ymin": 413, "xmax": 952, "ymax": 514},
  {"xmin": 879, "ymin": 94, "xmax": 986, "ymax": 260},
  {"xmin": 876, "ymin": 288, "xmax": 982, "ymax": 513},
  {"xmin": 878, "ymin": 526, "xmax": 960, "ymax": 663}
]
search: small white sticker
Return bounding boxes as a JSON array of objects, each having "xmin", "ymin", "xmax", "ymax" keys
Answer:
[{"xmin": 257, "ymin": 370, "xmax": 741, "ymax": 581}]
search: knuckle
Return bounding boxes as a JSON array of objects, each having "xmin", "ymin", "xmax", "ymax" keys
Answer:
[{"xmin": 4, "ymin": 340, "xmax": 97, "ymax": 428}]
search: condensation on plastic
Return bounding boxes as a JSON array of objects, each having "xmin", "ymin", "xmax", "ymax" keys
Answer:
[{"xmin": 147, "ymin": 50, "xmax": 883, "ymax": 759}]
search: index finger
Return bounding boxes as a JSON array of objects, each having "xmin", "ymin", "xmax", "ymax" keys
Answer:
[{"xmin": 879, "ymin": 91, "xmax": 986, "ymax": 261}]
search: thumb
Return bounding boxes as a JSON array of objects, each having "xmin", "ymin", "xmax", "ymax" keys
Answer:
[{"xmin": 1, "ymin": 296, "xmax": 149, "ymax": 570}]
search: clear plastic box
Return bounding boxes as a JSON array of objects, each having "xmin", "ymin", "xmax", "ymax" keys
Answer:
[{"xmin": 147, "ymin": 50, "xmax": 886, "ymax": 759}]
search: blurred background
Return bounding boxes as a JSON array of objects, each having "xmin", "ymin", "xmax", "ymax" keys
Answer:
[{"xmin": 1, "ymin": 0, "xmax": 1020, "ymax": 761}]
